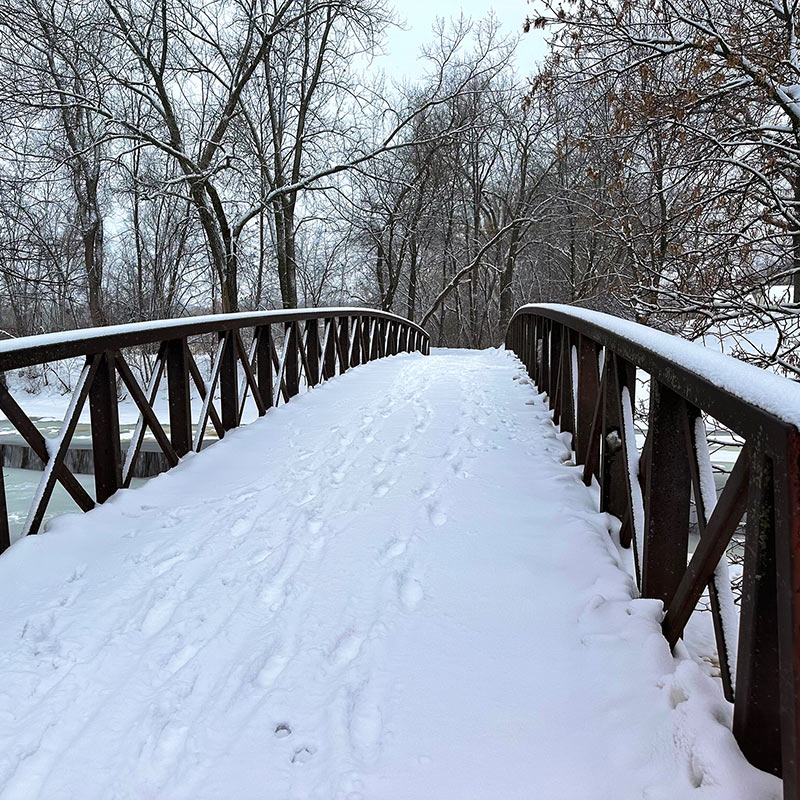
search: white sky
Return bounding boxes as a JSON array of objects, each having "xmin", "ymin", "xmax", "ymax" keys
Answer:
[{"xmin": 374, "ymin": 0, "xmax": 548, "ymax": 82}]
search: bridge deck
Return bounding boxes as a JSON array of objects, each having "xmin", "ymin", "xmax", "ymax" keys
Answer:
[{"xmin": 0, "ymin": 350, "xmax": 776, "ymax": 799}]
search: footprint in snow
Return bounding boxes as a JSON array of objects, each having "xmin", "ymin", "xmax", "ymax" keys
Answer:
[
  {"xmin": 291, "ymin": 745, "xmax": 316, "ymax": 764},
  {"xmin": 274, "ymin": 722, "xmax": 292, "ymax": 738},
  {"xmin": 427, "ymin": 504, "xmax": 447, "ymax": 527},
  {"xmin": 399, "ymin": 572, "xmax": 424, "ymax": 611},
  {"xmin": 378, "ymin": 538, "xmax": 407, "ymax": 565}
]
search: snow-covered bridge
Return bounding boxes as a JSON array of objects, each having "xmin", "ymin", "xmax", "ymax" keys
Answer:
[{"xmin": 0, "ymin": 307, "xmax": 796, "ymax": 800}]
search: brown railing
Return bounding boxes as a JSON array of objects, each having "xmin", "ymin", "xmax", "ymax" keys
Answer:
[
  {"xmin": 0, "ymin": 308, "xmax": 429, "ymax": 552},
  {"xmin": 506, "ymin": 303, "xmax": 800, "ymax": 798}
]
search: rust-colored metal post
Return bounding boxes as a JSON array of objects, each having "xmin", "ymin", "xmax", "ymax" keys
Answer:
[
  {"xmin": 774, "ymin": 429, "xmax": 800, "ymax": 796},
  {"xmin": 601, "ymin": 353, "xmax": 633, "ymax": 547},
  {"xmin": 559, "ymin": 328, "xmax": 576, "ymax": 443},
  {"xmin": 89, "ymin": 351, "xmax": 122, "ymax": 503},
  {"xmin": 550, "ymin": 323, "xmax": 562, "ymax": 424},
  {"xmin": 284, "ymin": 322, "xmax": 300, "ymax": 398},
  {"xmin": 641, "ymin": 382, "xmax": 691, "ymax": 605},
  {"xmin": 256, "ymin": 326, "xmax": 274, "ymax": 409},
  {"xmin": 370, "ymin": 319, "xmax": 381, "ymax": 359},
  {"xmin": 576, "ymin": 335, "xmax": 600, "ymax": 466},
  {"xmin": 337, "ymin": 317, "xmax": 350, "ymax": 373},
  {"xmin": 734, "ymin": 447, "xmax": 781, "ymax": 778},
  {"xmin": 323, "ymin": 319, "xmax": 336, "ymax": 379},
  {"xmin": 219, "ymin": 331, "xmax": 239, "ymax": 429},
  {"xmin": 541, "ymin": 320, "xmax": 551, "ymax": 396},
  {"xmin": 166, "ymin": 338, "xmax": 192, "ymax": 456},
  {"xmin": 361, "ymin": 317, "xmax": 371, "ymax": 360},
  {"xmin": 350, "ymin": 317, "xmax": 361, "ymax": 367},
  {"xmin": 0, "ymin": 457, "xmax": 9, "ymax": 552},
  {"xmin": 306, "ymin": 320, "xmax": 320, "ymax": 387}
]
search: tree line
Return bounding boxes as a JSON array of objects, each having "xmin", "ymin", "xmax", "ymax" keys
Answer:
[{"xmin": 0, "ymin": 0, "xmax": 797, "ymax": 370}]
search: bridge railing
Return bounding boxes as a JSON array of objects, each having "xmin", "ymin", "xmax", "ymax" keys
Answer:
[
  {"xmin": 507, "ymin": 303, "xmax": 800, "ymax": 797},
  {"xmin": 0, "ymin": 308, "xmax": 429, "ymax": 552}
]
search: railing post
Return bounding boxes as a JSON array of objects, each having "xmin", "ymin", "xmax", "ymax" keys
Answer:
[
  {"xmin": 550, "ymin": 324, "xmax": 563, "ymax": 425},
  {"xmin": 219, "ymin": 330, "xmax": 239, "ymax": 430},
  {"xmin": 640, "ymin": 381, "xmax": 691, "ymax": 605},
  {"xmin": 306, "ymin": 320, "xmax": 320, "ymax": 387},
  {"xmin": 734, "ymin": 447, "xmax": 781, "ymax": 777},
  {"xmin": 527, "ymin": 318, "xmax": 536, "ymax": 377},
  {"xmin": 559, "ymin": 328, "xmax": 576, "ymax": 442},
  {"xmin": 350, "ymin": 317, "xmax": 361, "ymax": 367},
  {"xmin": 284, "ymin": 322, "xmax": 300, "ymax": 398},
  {"xmin": 775, "ymin": 430, "xmax": 800, "ymax": 796},
  {"xmin": 338, "ymin": 317, "xmax": 350, "ymax": 373},
  {"xmin": 256, "ymin": 325, "xmax": 274, "ymax": 410},
  {"xmin": 370, "ymin": 319, "xmax": 381, "ymax": 360},
  {"xmin": 89, "ymin": 351, "xmax": 122, "ymax": 503},
  {"xmin": 541, "ymin": 320, "xmax": 551, "ymax": 396},
  {"xmin": 361, "ymin": 316, "xmax": 371, "ymax": 360},
  {"xmin": 601, "ymin": 353, "xmax": 635, "ymax": 548},
  {"xmin": 166, "ymin": 338, "xmax": 192, "ymax": 456},
  {"xmin": 323, "ymin": 319, "xmax": 336, "ymax": 379},
  {"xmin": 0, "ymin": 458, "xmax": 9, "ymax": 552},
  {"xmin": 377, "ymin": 319, "xmax": 387, "ymax": 358},
  {"xmin": 576, "ymin": 334, "xmax": 600, "ymax": 466}
]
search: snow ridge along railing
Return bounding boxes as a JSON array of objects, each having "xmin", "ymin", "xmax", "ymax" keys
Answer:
[
  {"xmin": 506, "ymin": 303, "xmax": 800, "ymax": 798},
  {"xmin": 0, "ymin": 308, "xmax": 429, "ymax": 551}
]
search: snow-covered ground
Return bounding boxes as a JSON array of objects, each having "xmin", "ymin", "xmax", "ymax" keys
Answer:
[{"xmin": 0, "ymin": 349, "xmax": 779, "ymax": 799}]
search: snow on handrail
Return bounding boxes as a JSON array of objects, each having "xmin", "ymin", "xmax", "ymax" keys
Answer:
[
  {"xmin": 511, "ymin": 303, "xmax": 800, "ymax": 432},
  {"xmin": 0, "ymin": 307, "xmax": 429, "ymax": 372}
]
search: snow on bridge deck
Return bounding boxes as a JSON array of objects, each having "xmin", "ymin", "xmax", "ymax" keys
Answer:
[{"xmin": 0, "ymin": 349, "xmax": 779, "ymax": 800}]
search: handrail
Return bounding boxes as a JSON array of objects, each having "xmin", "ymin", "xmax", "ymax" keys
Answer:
[
  {"xmin": 506, "ymin": 303, "xmax": 799, "ymax": 799},
  {"xmin": 0, "ymin": 307, "xmax": 430, "ymax": 552},
  {"xmin": 0, "ymin": 307, "xmax": 428, "ymax": 371}
]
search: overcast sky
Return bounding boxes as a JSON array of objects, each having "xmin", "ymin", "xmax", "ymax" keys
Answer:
[{"xmin": 374, "ymin": 0, "xmax": 548, "ymax": 82}]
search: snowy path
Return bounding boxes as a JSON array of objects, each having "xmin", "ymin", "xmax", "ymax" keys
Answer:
[{"xmin": 0, "ymin": 349, "xmax": 778, "ymax": 800}]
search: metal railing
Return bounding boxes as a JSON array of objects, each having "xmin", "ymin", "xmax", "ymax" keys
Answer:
[
  {"xmin": 506, "ymin": 303, "xmax": 800, "ymax": 798},
  {"xmin": 0, "ymin": 307, "xmax": 429, "ymax": 551}
]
